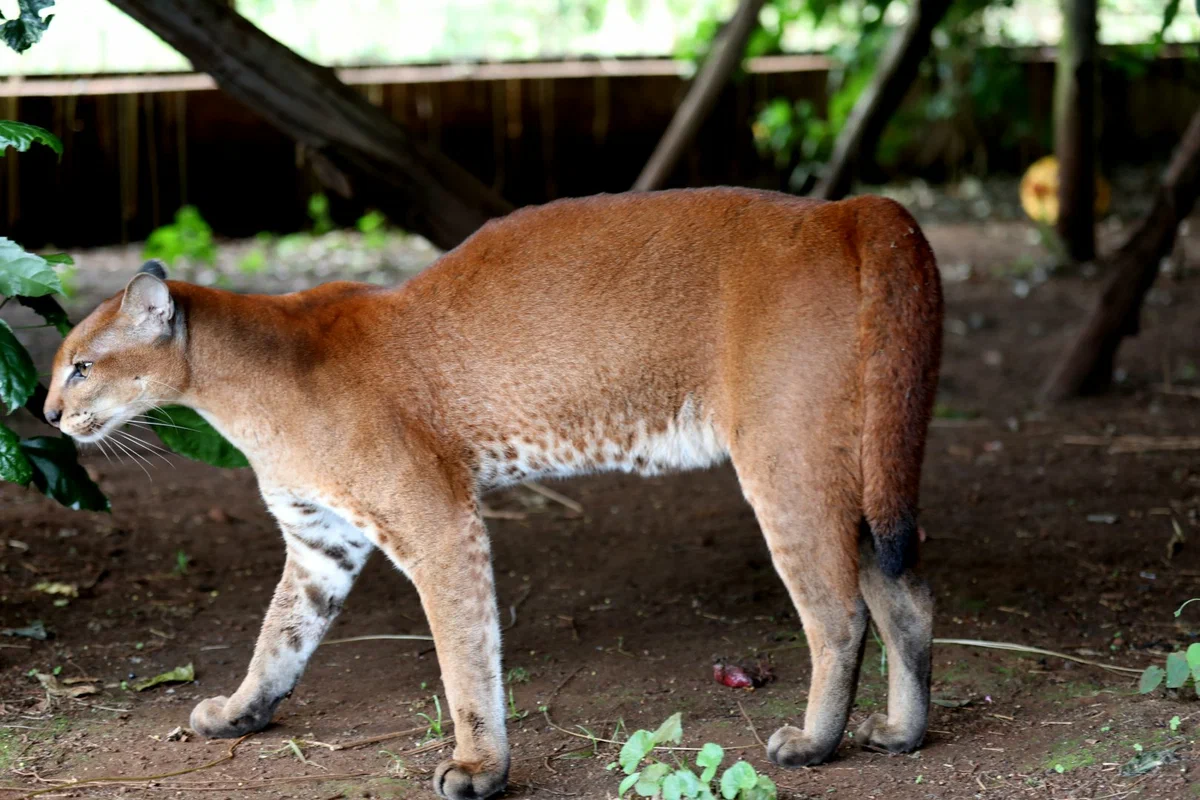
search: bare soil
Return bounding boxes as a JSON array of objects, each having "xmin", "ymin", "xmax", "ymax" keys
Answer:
[{"xmin": 2, "ymin": 219, "xmax": 1200, "ymax": 800}]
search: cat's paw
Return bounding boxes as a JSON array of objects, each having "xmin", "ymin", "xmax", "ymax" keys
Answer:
[
  {"xmin": 189, "ymin": 695, "xmax": 273, "ymax": 739},
  {"xmin": 432, "ymin": 757, "xmax": 508, "ymax": 800},
  {"xmin": 766, "ymin": 725, "xmax": 839, "ymax": 767},
  {"xmin": 855, "ymin": 713, "xmax": 924, "ymax": 754}
]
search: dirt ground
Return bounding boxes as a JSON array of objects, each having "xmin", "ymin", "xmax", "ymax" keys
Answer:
[{"xmin": 2, "ymin": 216, "xmax": 1200, "ymax": 800}]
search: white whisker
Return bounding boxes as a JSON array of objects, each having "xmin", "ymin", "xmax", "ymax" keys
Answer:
[
  {"xmin": 107, "ymin": 436, "xmax": 153, "ymax": 481},
  {"xmin": 128, "ymin": 419, "xmax": 197, "ymax": 433},
  {"xmin": 114, "ymin": 430, "xmax": 176, "ymax": 469}
]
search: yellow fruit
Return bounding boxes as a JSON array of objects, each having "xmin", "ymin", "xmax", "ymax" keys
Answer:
[{"xmin": 1019, "ymin": 155, "xmax": 1111, "ymax": 224}]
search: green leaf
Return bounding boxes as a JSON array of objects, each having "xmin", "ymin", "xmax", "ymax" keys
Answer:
[
  {"xmin": 1166, "ymin": 652, "xmax": 1190, "ymax": 689},
  {"xmin": 40, "ymin": 253, "xmax": 73, "ymax": 266},
  {"xmin": 652, "ymin": 712, "xmax": 683, "ymax": 745},
  {"xmin": 16, "ymin": 294, "xmax": 71, "ymax": 335},
  {"xmin": 696, "ymin": 742, "xmax": 724, "ymax": 785},
  {"xmin": 719, "ymin": 761, "xmax": 756, "ymax": 800},
  {"xmin": 147, "ymin": 406, "xmax": 248, "ymax": 469},
  {"xmin": 619, "ymin": 730, "xmax": 656, "ymax": 775},
  {"xmin": 1187, "ymin": 643, "xmax": 1200, "ymax": 682},
  {"xmin": 1163, "ymin": 0, "xmax": 1181, "ymax": 34},
  {"xmin": 675, "ymin": 769, "xmax": 702, "ymax": 798},
  {"xmin": 662, "ymin": 773, "xmax": 683, "ymax": 800},
  {"xmin": 0, "ymin": 1, "xmax": 56, "ymax": 54},
  {"xmin": 748, "ymin": 774, "xmax": 776, "ymax": 800},
  {"xmin": 0, "ymin": 319, "xmax": 38, "ymax": 412},
  {"xmin": 132, "ymin": 662, "xmax": 194, "ymax": 692},
  {"xmin": 0, "ymin": 423, "xmax": 33, "ymax": 484},
  {"xmin": 0, "ymin": 120, "xmax": 61, "ymax": 156},
  {"xmin": 20, "ymin": 436, "xmax": 109, "ymax": 511},
  {"xmin": 635, "ymin": 762, "xmax": 671, "ymax": 797},
  {"xmin": 1138, "ymin": 665, "xmax": 1165, "ymax": 694},
  {"xmin": 619, "ymin": 772, "xmax": 641, "ymax": 797},
  {"xmin": 0, "ymin": 238, "xmax": 63, "ymax": 298}
]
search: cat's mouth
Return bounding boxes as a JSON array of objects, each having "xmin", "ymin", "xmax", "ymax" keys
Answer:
[{"xmin": 64, "ymin": 409, "xmax": 134, "ymax": 443}]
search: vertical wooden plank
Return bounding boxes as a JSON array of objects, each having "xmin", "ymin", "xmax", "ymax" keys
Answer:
[
  {"xmin": 117, "ymin": 93, "xmax": 139, "ymax": 243},
  {"xmin": 491, "ymin": 79, "xmax": 506, "ymax": 193},
  {"xmin": 144, "ymin": 93, "xmax": 161, "ymax": 228},
  {"xmin": 538, "ymin": 78, "xmax": 555, "ymax": 199},
  {"xmin": 174, "ymin": 92, "xmax": 188, "ymax": 206}
]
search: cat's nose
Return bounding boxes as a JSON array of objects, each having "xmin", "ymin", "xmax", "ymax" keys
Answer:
[{"xmin": 45, "ymin": 408, "xmax": 62, "ymax": 427}]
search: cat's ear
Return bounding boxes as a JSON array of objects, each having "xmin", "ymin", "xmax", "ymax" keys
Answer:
[
  {"xmin": 137, "ymin": 259, "xmax": 168, "ymax": 280},
  {"xmin": 121, "ymin": 270, "xmax": 174, "ymax": 334}
]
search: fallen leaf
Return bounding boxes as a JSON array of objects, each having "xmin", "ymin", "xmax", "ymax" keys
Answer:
[
  {"xmin": 932, "ymin": 696, "xmax": 973, "ymax": 708},
  {"xmin": 1119, "ymin": 748, "xmax": 1179, "ymax": 777},
  {"xmin": 35, "ymin": 672, "xmax": 97, "ymax": 698},
  {"xmin": 133, "ymin": 663, "xmax": 195, "ymax": 692}
]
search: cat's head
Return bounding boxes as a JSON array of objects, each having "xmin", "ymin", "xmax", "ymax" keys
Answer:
[{"xmin": 44, "ymin": 260, "xmax": 189, "ymax": 442}]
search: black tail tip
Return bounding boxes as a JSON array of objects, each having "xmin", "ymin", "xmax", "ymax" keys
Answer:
[{"xmin": 863, "ymin": 513, "xmax": 919, "ymax": 579}]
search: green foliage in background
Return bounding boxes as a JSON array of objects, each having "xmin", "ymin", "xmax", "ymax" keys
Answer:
[
  {"xmin": 143, "ymin": 205, "xmax": 217, "ymax": 266},
  {"xmin": 611, "ymin": 713, "xmax": 776, "ymax": 800},
  {"xmin": 722, "ymin": 0, "xmax": 1036, "ymax": 190}
]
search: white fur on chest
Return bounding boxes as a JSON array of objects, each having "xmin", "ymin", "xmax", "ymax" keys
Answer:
[{"xmin": 475, "ymin": 397, "xmax": 727, "ymax": 490}]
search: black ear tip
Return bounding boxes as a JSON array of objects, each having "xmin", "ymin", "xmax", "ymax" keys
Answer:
[{"xmin": 138, "ymin": 259, "xmax": 168, "ymax": 280}]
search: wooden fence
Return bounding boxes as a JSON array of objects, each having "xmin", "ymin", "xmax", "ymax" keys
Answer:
[{"xmin": 2, "ymin": 51, "xmax": 1199, "ymax": 248}]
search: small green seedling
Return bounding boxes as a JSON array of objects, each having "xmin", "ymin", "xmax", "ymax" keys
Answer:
[
  {"xmin": 173, "ymin": 549, "xmax": 190, "ymax": 575},
  {"xmin": 417, "ymin": 695, "xmax": 444, "ymax": 742},
  {"xmin": 507, "ymin": 687, "xmax": 528, "ymax": 721},
  {"xmin": 613, "ymin": 713, "xmax": 776, "ymax": 800},
  {"xmin": 1169, "ymin": 715, "xmax": 1182, "ymax": 732}
]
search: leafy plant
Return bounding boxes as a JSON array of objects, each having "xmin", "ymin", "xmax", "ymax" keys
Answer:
[
  {"xmin": 146, "ymin": 407, "xmax": 248, "ymax": 468},
  {"xmin": 356, "ymin": 210, "xmax": 389, "ymax": 249},
  {"xmin": 611, "ymin": 713, "xmax": 776, "ymax": 800},
  {"xmin": 308, "ymin": 193, "xmax": 335, "ymax": 235},
  {"xmin": 0, "ymin": 0, "xmax": 55, "ymax": 54},
  {"xmin": 144, "ymin": 205, "xmax": 217, "ymax": 267},
  {"xmin": 0, "ymin": 119, "xmax": 108, "ymax": 511},
  {"xmin": 1138, "ymin": 600, "xmax": 1200, "ymax": 694}
]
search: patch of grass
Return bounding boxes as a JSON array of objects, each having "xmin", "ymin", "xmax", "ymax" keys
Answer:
[
  {"xmin": 0, "ymin": 729, "xmax": 18, "ymax": 772},
  {"xmin": 759, "ymin": 697, "xmax": 805, "ymax": 719},
  {"xmin": 1043, "ymin": 738, "xmax": 1097, "ymax": 773}
]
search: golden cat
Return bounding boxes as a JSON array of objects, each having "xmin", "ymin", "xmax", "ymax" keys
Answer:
[{"xmin": 44, "ymin": 188, "xmax": 942, "ymax": 800}]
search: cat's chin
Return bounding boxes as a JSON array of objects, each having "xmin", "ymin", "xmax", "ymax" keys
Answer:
[{"xmin": 70, "ymin": 413, "xmax": 133, "ymax": 444}]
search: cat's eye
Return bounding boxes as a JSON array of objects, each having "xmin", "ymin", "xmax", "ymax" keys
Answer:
[{"xmin": 73, "ymin": 361, "xmax": 92, "ymax": 379}]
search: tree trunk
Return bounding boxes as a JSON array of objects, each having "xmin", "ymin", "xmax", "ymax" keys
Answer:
[
  {"xmin": 1042, "ymin": 107, "xmax": 1200, "ymax": 401},
  {"xmin": 633, "ymin": 0, "xmax": 767, "ymax": 191},
  {"xmin": 1054, "ymin": 0, "xmax": 1098, "ymax": 262},
  {"xmin": 812, "ymin": 0, "xmax": 953, "ymax": 201},
  {"xmin": 108, "ymin": 0, "xmax": 511, "ymax": 250}
]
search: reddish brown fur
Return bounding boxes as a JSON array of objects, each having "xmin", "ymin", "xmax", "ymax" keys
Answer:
[{"xmin": 45, "ymin": 188, "xmax": 942, "ymax": 800}]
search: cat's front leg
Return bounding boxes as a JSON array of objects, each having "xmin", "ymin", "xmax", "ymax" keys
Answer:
[{"xmin": 191, "ymin": 508, "xmax": 370, "ymax": 738}]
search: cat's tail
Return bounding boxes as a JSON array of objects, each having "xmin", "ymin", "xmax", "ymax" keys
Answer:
[{"xmin": 853, "ymin": 196, "xmax": 943, "ymax": 578}]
